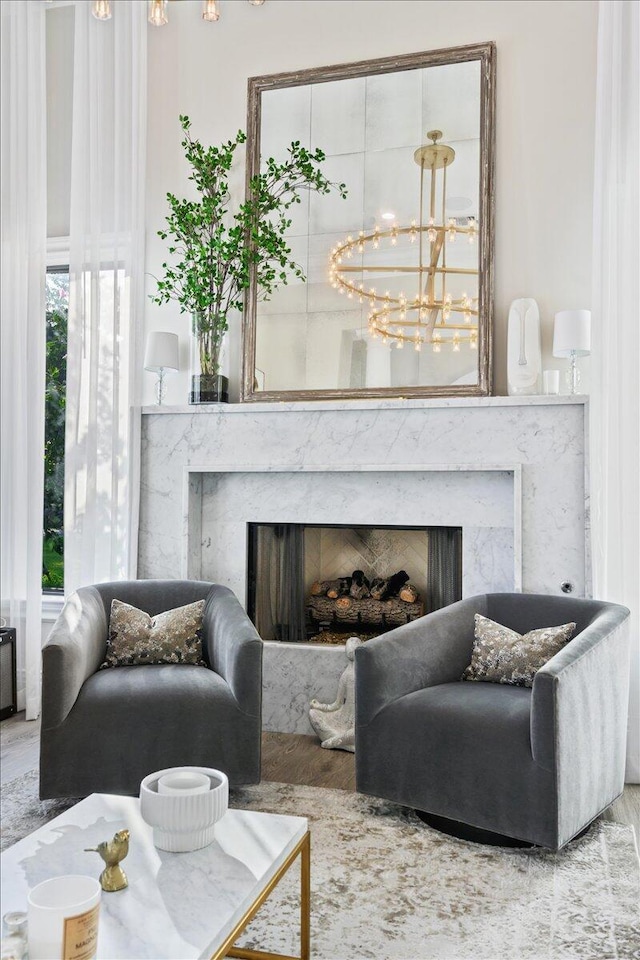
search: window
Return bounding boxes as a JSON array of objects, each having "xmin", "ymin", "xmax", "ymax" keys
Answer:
[{"xmin": 43, "ymin": 268, "xmax": 68, "ymax": 592}]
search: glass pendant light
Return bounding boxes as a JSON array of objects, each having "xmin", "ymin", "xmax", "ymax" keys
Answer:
[
  {"xmin": 148, "ymin": 0, "xmax": 168, "ymax": 26},
  {"xmin": 202, "ymin": 0, "xmax": 220, "ymax": 21},
  {"xmin": 92, "ymin": 0, "xmax": 112, "ymax": 20}
]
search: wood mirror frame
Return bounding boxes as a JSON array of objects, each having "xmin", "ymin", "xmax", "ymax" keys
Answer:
[{"xmin": 241, "ymin": 42, "xmax": 496, "ymax": 402}]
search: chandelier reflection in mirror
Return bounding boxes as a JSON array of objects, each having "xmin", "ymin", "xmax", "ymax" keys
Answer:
[{"xmin": 328, "ymin": 131, "xmax": 479, "ymax": 354}]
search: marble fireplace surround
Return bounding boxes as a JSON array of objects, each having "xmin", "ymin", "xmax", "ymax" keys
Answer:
[{"xmin": 139, "ymin": 396, "xmax": 588, "ymax": 734}]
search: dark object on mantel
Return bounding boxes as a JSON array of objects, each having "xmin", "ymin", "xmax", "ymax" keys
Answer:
[
  {"xmin": 189, "ymin": 373, "xmax": 229, "ymax": 404},
  {"xmin": 0, "ymin": 627, "xmax": 17, "ymax": 720},
  {"xmin": 308, "ymin": 595, "xmax": 424, "ymax": 628}
]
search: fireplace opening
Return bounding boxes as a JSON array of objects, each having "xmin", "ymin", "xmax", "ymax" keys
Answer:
[{"xmin": 247, "ymin": 524, "xmax": 462, "ymax": 643}]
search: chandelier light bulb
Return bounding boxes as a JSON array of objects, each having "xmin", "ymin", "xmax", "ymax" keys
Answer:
[
  {"xmin": 92, "ymin": 0, "xmax": 112, "ymax": 20},
  {"xmin": 148, "ymin": 0, "xmax": 168, "ymax": 26},
  {"xmin": 202, "ymin": 0, "xmax": 220, "ymax": 21},
  {"xmin": 248, "ymin": 0, "xmax": 266, "ymax": 5}
]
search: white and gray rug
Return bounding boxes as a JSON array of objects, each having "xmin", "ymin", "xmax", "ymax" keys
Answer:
[{"xmin": 2, "ymin": 772, "xmax": 639, "ymax": 959}]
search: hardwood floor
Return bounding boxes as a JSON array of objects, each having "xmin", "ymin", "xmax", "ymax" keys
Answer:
[
  {"xmin": 262, "ymin": 731, "xmax": 356, "ymax": 791},
  {"xmin": 2, "ymin": 714, "xmax": 638, "ymax": 839}
]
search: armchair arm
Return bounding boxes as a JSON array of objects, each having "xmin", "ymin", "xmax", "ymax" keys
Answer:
[
  {"xmin": 41, "ymin": 587, "xmax": 108, "ymax": 730},
  {"xmin": 531, "ymin": 604, "xmax": 630, "ymax": 844},
  {"xmin": 355, "ymin": 595, "xmax": 487, "ymax": 726},
  {"xmin": 203, "ymin": 585, "xmax": 263, "ymax": 718}
]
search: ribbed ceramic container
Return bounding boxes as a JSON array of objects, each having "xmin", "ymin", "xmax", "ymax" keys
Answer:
[{"xmin": 139, "ymin": 766, "xmax": 229, "ymax": 852}]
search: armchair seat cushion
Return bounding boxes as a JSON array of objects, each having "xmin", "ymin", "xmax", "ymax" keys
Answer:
[{"xmin": 363, "ymin": 681, "xmax": 556, "ymax": 847}]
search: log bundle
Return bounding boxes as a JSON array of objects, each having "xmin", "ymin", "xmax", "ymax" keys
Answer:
[
  {"xmin": 308, "ymin": 594, "xmax": 424, "ymax": 628},
  {"xmin": 308, "ymin": 568, "xmax": 423, "ymax": 628}
]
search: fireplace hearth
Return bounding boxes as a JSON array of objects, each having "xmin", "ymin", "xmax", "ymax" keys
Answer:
[{"xmin": 247, "ymin": 523, "xmax": 462, "ymax": 642}]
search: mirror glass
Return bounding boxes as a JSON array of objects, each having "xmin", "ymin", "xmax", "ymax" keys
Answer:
[{"xmin": 243, "ymin": 45, "xmax": 495, "ymax": 401}]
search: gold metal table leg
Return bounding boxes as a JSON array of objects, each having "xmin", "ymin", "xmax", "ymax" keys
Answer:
[{"xmin": 215, "ymin": 830, "xmax": 311, "ymax": 960}]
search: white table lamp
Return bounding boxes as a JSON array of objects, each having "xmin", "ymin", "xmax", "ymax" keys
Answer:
[
  {"xmin": 144, "ymin": 332, "xmax": 179, "ymax": 405},
  {"xmin": 553, "ymin": 310, "xmax": 591, "ymax": 394}
]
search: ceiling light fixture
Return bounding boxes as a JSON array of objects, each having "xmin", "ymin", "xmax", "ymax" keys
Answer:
[
  {"xmin": 148, "ymin": 0, "xmax": 168, "ymax": 27},
  {"xmin": 329, "ymin": 130, "xmax": 479, "ymax": 353},
  {"xmin": 92, "ymin": 0, "xmax": 112, "ymax": 20},
  {"xmin": 202, "ymin": 0, "xmax": 220, "ymax": 21},
  {"xmin": 87, "ymin": 0, "xmax": 266, "ymax": 26}
]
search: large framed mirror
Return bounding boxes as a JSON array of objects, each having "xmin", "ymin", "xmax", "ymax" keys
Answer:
[{"xmin": 242, "ymin": 43, "xmax": 495, "ymax": 402}]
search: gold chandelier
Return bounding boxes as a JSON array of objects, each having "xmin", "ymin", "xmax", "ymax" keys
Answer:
[{"xmin": 328, "ymin": 130, "xmax": 479, "ymax": 353}]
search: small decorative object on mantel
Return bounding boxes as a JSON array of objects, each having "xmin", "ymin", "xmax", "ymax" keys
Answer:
[
  {"xmin": 85, "ymin": 830, "xmax": 130, "ymax": 892},
  {"xmin": 507, "ymin": 298, "xmax": 542, "ymax": 395},
  {"xmin": 144, "ymin": 331, "xmax": 179, "ymax": 406},
  {"xmin": 553, "ymin": 309, "xmax": 591, "ymax": 394},
  {"xmin": 151, "ymin": 116, "xmax": 346, "ymax": 404},
  {"xmin": 309, "ymin": 637, "xmax": 364, "ymax": 752}
]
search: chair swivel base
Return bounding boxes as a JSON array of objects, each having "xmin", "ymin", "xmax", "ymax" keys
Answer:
[{"xmin": 414, "ymin": 809, "xmax": 536, "ymax": 848}]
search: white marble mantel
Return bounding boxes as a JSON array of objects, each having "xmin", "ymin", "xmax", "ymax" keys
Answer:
[
  {"xmin": 139, "ymin": 395, "xmax": 589, "ymax": 734},
  {"xmin": 139, "ymin": 395, "xmax": 589, "ymax": 596}
]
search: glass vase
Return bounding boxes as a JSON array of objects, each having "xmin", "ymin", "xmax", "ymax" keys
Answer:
[{"xmin": 189, "ymin": 313, "xmax": 229, "ymax": 404}]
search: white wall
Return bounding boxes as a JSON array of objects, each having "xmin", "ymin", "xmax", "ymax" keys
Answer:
[{"xmin": 144, "ymin": 0, "xmax": 597, "ymax": 404}]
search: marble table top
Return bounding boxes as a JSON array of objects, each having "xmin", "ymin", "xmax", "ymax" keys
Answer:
[{"xmin": 1, "ymin": 793, "xmax": 308, "ymax": 959}]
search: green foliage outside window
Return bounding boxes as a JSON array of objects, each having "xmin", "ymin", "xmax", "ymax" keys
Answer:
[{"xmin": 43, "ymin": 270, "xmax": 68, "ymax": 591}]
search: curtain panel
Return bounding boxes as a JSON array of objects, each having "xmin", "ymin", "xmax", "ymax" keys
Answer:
[
  {"xmin": 0, "ymin": 0, "xmax": 47, "ymax": 719},
  {"xmin": 591, "ymin": 0, "xmax": 640, "ymax": 782},
  {"xmin": 65, "ymin": 0, "xmax": 147, "ymax": 593}
]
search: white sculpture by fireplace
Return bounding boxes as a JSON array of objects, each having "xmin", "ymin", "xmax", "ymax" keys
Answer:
[{"xmin": 309, "ymin": 637, "xmax": 364, "ymax": 752}]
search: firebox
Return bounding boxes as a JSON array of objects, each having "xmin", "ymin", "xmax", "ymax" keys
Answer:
[{"xmin": 247, "ymin": 523, "xmax": 462, "ymax": 643}]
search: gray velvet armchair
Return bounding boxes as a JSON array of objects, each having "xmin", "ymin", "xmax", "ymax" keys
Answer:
[
  {"xmin": 355, "ymin": 593, "xmax": 630, "ymax": 850},
  {"xmin": 40, "ymin": 581, "xmax": 263, "ymax": 800}
]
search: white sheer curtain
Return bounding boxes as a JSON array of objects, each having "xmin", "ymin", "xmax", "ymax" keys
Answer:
[
  {"xmin": 591, "ymin": 0, "xmax": 640, "ymax": 782},
  {"xmin": 65, "ymin": 1, "xmax": 147, "ymax": 594},
  {"xmin": 0, "ymin": 1, "xmax": 47, "ymax": 720}
]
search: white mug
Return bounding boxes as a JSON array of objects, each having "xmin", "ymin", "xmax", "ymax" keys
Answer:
[{"xmin": 28, "ymin": 875, "xmax": 101, "ymax": 960}]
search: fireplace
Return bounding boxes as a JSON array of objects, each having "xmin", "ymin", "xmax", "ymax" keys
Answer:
[{"xmin": 247, "ymin": 523, "xmax": 462, "ymax": 642}]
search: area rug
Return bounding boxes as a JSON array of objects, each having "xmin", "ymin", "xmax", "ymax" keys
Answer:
[{"xmin": 2, "ymin": 773, "xmax": 639, "ymax": 959}]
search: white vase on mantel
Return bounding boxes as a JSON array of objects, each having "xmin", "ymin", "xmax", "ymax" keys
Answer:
[{"xmin": 507, "ymin": 298, "xmax": 542, "ymax": 396}]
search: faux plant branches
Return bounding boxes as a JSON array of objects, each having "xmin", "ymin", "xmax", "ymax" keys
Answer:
[{"xmin": 152, "ymin": 115, "xmax": 347, "ymax": 379}]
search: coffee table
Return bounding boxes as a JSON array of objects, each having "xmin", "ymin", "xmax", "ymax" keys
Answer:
[{"xmin": 0, "ymin": 793, "xmax": 310, "ymax": 960}]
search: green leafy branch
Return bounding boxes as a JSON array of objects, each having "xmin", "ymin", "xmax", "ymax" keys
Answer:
[{"xmin": 151, "ymin": 115, "xmax": 347, "ymax": 376}]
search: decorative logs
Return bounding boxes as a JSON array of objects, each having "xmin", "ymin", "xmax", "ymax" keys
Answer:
[
  {"xmin": 312, "ymin": 578, "xmax": 352, "ymax": 599},
  {"xmin": 369, "ymin": 570, "xmax": 410, "ymax": 600},
  {"xmin": 349, "ymin": 570, "xmax": 370, "ymax": 600},
  {"xmin": 308, "ymin": 595, "xmax": 424, "ymax": 628},
  {"xmin": 399, "ymin": 583, "xmax": 419, "ymax": 604},
  {"xmin": 327, "ymin": 577, "xmax": 352, "ymax": 599}
]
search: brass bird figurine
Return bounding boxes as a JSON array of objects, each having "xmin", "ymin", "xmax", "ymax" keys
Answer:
[{"xmin": 85, "ymin": 829, "xmax": 130, "ymax": 892}]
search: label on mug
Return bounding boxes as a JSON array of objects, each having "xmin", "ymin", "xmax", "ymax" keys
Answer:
[{"xmin": 63, "ymin": 903, "xmax": 100, "ymax": 960}]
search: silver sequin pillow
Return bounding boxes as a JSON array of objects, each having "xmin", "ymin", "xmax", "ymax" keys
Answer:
[
  {"xmin": 461, "ymin": 613, "xmax": 576, "ymax": 687},
  {"xmin": 102, "ymin": 599, "xmax": 206, "ymax": 667}
]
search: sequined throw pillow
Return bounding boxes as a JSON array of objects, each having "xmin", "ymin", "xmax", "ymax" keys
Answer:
[
  {"xmin": 461, "ymin": 613, "xmax": 576, "ymax": 687},
  {"xmin": 102, "ymin": 599, "xmax": 207, "ymax": 668}
]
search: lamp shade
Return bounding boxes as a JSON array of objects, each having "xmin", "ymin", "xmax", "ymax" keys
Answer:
[
  {"xmin": 553, "ymin": 310, "xmax": 591, "ymax": 358},
  {"xmin": 144, "ymin": 332, "xmax": 179, "ymax": 372}
]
